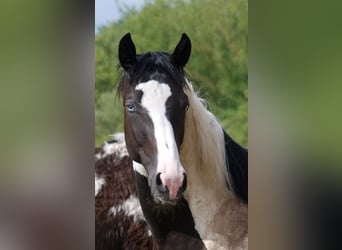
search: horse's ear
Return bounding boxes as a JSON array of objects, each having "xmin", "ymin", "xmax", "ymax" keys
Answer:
[
  {"xmin": 171, "ymin": 33, "xmax": 191, "ymax": 67},
  {"xmin": 119, "ymin": 33, "xmax": 136, "ymax": 70}
]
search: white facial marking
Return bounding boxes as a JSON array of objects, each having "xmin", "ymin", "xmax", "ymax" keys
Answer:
[
  {"xmin": 135, "ymin": 80, "xmax": 185, "ymax": 199},
  {"xmin": 95, "ymin": 174, "xmax": 105, "ymax": 196},
  {"xmin": 108, "ymin": 195, "xmax": 145, "ymax": 222}
]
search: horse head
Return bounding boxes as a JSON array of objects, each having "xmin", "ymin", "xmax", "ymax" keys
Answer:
[{"xmin": 118, "ymin": 33, "xmax": 191, "ymax": 203}]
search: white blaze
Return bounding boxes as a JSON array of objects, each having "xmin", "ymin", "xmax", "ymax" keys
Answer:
[{"xmin": 135, "ymin": 80, "xmax": 185, "ymax": 199}]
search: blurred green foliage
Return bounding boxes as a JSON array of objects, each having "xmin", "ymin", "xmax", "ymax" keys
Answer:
[{"xmin": 95, "ymin": 0, "xmax": 248, "ymax": 146}]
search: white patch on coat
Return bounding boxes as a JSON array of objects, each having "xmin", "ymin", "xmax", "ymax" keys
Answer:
[
  {"xmin": 102, "ymin": 141, "xmax": 128, "ymax": 159},
  {"xmin": 110, "ymin": 132, "xmax": 125, "ymax": 144},
  {"xmin": 95, "ymin": 174, "xmax": 105, "ymax": 196},
  {"xmin": 133, "ymin": 160, "xmax": 148, "ymax": 178},
  {"xmin": 95, "ymin": 153, "xmax": 101, "ymax": 160},
  {"xmin": 108, "ymin": 195, "xmax": 145, "ymax": 223},
  {"xmin": 136, "ymin": 80, "xmax": 185, "ymax": 199},
  {"xmin": 96, "ymin": 135, "xmax": 128, "ymax": 160}
]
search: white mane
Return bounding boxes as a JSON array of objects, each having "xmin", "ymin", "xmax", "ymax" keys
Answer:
[
  {"xmin": 181, "ymin": 80, "xmax": 228, "ymax": 192},
  {"xmin": 180, "ymin": 80, "xmax": 248, "ymax": 250}
]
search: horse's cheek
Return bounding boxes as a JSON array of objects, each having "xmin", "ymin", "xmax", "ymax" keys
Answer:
[{"xmin": 124, "ymin": 120, "xmax": 138, "ymax": 159}]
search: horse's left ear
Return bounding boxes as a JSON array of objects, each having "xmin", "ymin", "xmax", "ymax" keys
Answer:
[
  {"xmin": 171, "ymin": 33, "xmax": 191, "ymax": 67},
  {"xmin": 119, "ymin": 33, "xmax": 137, "ymax": 70}
]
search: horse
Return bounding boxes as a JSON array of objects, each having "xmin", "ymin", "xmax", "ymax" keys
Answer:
[
  {"xmin": 95, "ymin": 135, "xmax": 154, "ymax": 250},
  {"xmin": 117, "ymin": 33, "xmax": 248, "ymax": 249}
]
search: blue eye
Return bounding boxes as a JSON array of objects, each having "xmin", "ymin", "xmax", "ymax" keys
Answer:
[{"xmin": 126, "ymin": 103, "xmax": 135, "ymax": 112}]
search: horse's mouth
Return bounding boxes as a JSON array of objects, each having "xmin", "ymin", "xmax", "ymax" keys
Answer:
[
  {"xmin": 154, "ymin": 197, "xmax": 178, "ymax": 205},
  {"xmin": 153, "ymin": 192, "xmax": 183, "ymax": 205}
]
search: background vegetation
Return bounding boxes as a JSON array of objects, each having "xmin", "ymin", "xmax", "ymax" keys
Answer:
[{"xmin": 95, "ymin": 0, "xmax": 248, "ymax": 147}]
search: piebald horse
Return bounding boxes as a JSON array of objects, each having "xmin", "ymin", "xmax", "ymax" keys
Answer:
[
  {"xmin": 118, "ymin": 33, "xmax": 248, "ymax": 250},
  {"xmin": 95, "ymin": 135, "xmax": 154, "ymax": 250}
]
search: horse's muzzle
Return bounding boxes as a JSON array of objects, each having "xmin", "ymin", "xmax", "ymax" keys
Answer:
[{"xmin": 156, "ymin": 173, "xmax": 187, "ymax": 200}]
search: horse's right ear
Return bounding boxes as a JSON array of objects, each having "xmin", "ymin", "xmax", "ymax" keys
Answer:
[{"xmin": 119, "ymin": 33, "xmax": 136, "ymax": 70}]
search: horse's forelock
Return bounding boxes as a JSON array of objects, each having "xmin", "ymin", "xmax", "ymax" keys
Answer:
[{"xmin": 118, "ymin": 52, "xmax": 188, "ymax": 98}]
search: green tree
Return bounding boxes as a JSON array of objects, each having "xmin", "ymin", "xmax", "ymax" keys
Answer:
[{"xmin": 95, "ymin": 0, "xmax": 248, "ymax": 146}]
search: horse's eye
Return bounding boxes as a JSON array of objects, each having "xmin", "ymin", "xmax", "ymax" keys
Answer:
[{"xmin": 126, "ymin": 103, "xmax": 135, "ymax": 112}]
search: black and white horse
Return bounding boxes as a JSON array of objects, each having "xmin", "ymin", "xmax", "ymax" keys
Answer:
[{"xmin": 118, "ymin": 33, "xmax": 248, "ymax": 249}]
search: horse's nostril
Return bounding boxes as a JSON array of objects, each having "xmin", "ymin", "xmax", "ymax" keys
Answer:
[
  {"xmin": 180, "ymin": 173, "xmax": 187, "ymax": 193},
  {"xmin": 156, "ymin": 173, "xmax": 162, "ymax": 185},
  {"xmin": 156, "ymin": 173, "xmax": 168, "ymax": 194}
]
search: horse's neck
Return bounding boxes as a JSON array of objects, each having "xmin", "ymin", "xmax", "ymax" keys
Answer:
[
  {"xmin": 180, "ymin": 87, "xmax": 228, "ymax": 227},
  {"xmin": 134, "ymin": 170, "xmax": 206, "ymax": 249}
]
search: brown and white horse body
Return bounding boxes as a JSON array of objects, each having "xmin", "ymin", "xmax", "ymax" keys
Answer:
[{"xmin": 117, "ymin": 33, "xmax": 248, "ymax": 250}]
